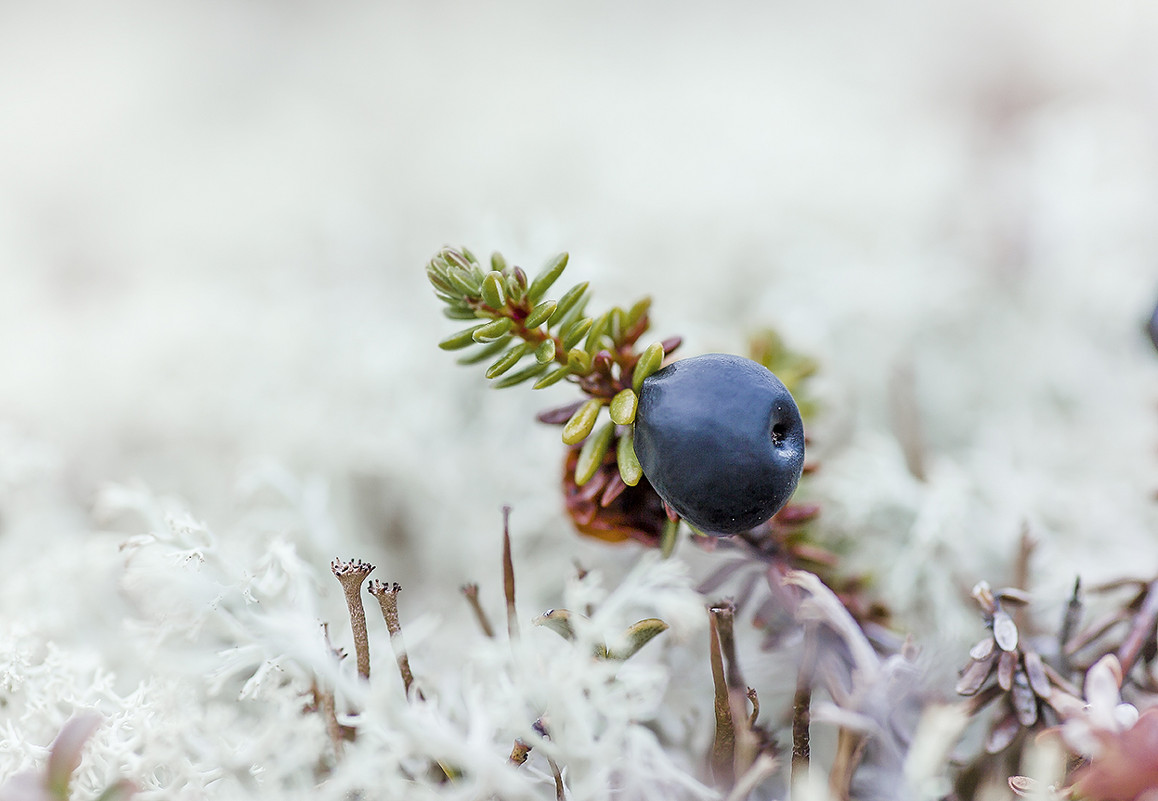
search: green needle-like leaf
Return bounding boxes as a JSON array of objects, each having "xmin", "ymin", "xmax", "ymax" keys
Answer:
[
  {"xmin": 490, "ymin": 251, "xmax": 508, "ymax": 272},
  {"xmin": 491, "ymin": 361, "xmax": 548, "ymax": 388},
  {"xmin": 626, "ymin": 297, "xmax": 652, "ymax": 326},
  {"xmin": 561, "ymin": 317, "xmax": 594, "ymax": 350},
  {"xmin": 609, "ymin": 388, "xmax": 638, "ymax": 425},
  {"xmin": 485, "ymin": 342, "xmax": 530, "ymax": 379},
  {"xmin": 481, "ymin": 271, "xmax": 506, "ymax": 309},
  {"xmin": 534, "ymin": 339, "xmax": 557, "ymax": 364},
  {"xmin": 549, "ymin": 282, "xmax": 589, "ymax": 327},
  {"xmin": 524, "ymin": 299, "xmax": 557, "ymax": 329},
  {"xmin": 443, "ymin": 305, "xmax": 480, "ymax": 320},
  {"xmin": 616, "ymin": 428, "xmax": 642, "ymax": 486},
  {"xmin": 584, "ymin": 311, "xmax": 611, "ymax": 353},
  {"xmin": 439, "ymin": 324, "xmax": 488, "ymax": 350},
  {"xmin": 456, "ymin": 338, "xmax": 509, "ymax": 364},
  {"xmin": 527, "ymin": 252, "xmax": 569, "ymax": 302},
  {"xmin": 472, "ymin": 317, "xmax": 513, "ymax": 343},
  {"xmin": 575, "ymin": 421, "xmax": 614, "ymax": 486},
  {"xmin": 632, "ymin": 341, "xmax": 665, "ymax": 392},
  {"xmin": 553, "ymin": 289, "xmax": 589, "ymax": 334},
  {"xmin": 562, "ymin": 399, "xmax": 602, "ymax": 445},
  {"xmin": 532, "ymin": 365, "xmax": 572, "ymax": 389}
]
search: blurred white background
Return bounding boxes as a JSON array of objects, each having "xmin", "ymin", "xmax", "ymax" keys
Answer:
[{"xmin": 2, "ymin": 0, "xmax": 1157, "ymax": 621}]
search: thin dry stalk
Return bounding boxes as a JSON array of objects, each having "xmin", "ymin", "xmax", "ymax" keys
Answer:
[
  {"xmin": 708, "ymin": 608, "xmax": 736, "ymax": 785},
  {"xmin": 369, "ymin": 580, "xmax": 421, "ymax": 699},
  {"xmin": 792, "ymin": 625, "xmax": 818, "ymax": 788},
  {"xmin": 502, "ymin": 506, "xmax": 519, "ymax": 640},
  {"xmin": 547, "ymin": 757, "xmax": 565, "ymax": 800},
  {"xmin": 461, "ymin": 583, "xmax": 496, "ymax": 638},
  {"xmin": 1116, "ymin": 577, "xmax": 1158, "ymax": 674},
  {"xmin": 828, "ymin": 728, "xmax": 867, "ymax": 801},
  {"xmin": 331, "ymin": 558, "xmax": 374, "ymax": 680}
]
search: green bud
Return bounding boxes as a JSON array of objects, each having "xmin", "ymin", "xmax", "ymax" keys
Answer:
[
  {"xmin": 511, "ymin": 266, "xmax": 528, "ymax": 290},
  {"xmin": 609, "ymin": 388, "xmax": 638, "ymax": 425},
  {"xmin": 472, "ymin": 317, "xmax": 513, "ymax": 343},
  {"xmin": 490, "ymin": 251, "xmax": 508, "ymax": 272},
  {"xmin": 426, "ymin": 264, "xmax": 454, "ymax": 294},
  {"xmin": 603, "ymin": 618, "xmax": 669, "ymax": 661},
  {"xmin": 456, "ymin": 338, "xmax": 509, "ymax": 365},
  {"xmin": 532, "ymin": 365, "xmax": 572, "ymax": 389},
  {"xmin": 447, "ymin": 268, "xmax": 481, "ymax": 297},
  {"xmin": 561, "ymin": 317, "xmax": 594, "ymax": 350},
  {"xmin": 616, "ymin": 428, "xmax": 642, "ymax": 486},
  {"xmin": 441, "ymin": 248, "xmax": 472, "ymax": 271},
  {"xmin": 548, "ymin": 282, "xmax": 588, "ymax": 327},
  {"xmin": 485, "ymin": 342, "xmax": 530, "ymax": 379},
  {"xmin": 562, "ymin": 399, "xmax": 602, "ymax": 445},
  {"xmin": 524, "ymin": 300, "xmax": 557, "ymax": 329},
  {"xmin": 565, "ymin": 349, "xmax": 590, "ymax": 374},
  {"xmin": 534, "ymin": 339, "xmax": 557, "ymax": 364},
  {"xmin": 491, "ymin": 361, "xmax": 548, "ymax": 388},
  {"xmin": 504, "ymin": 273, "xmax": 524, "ymax": 304},
  {"xmin": 439, "ymin": 324, "xmax": 487, "ymax": 351},
  {"xmin": 575, "ymin": 421, "xmax": 614, "ymax": 486},
  {"xmin": 631, "ymin": 341, "xmax": 665, "ymax": 393},
  {"xmin": 481, "ymin": 271, "xmax": 506, "ymax": 309},
  {"xmin": 527, "ymin": 252, "xmax": 569, "ymax": 302}
]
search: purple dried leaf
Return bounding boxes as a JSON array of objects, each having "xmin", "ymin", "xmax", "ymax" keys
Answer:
[
  {"xmin": 1023, "ymin": 650, "xmax": 1052, "ymax": 699},
  {"xmin": 994, "ymin": 610, "xmax": 1019, "ymax": 651},
  {"xmin": 969, "ymin": 637, "xmax": 996, "ymax": 661},
  {"xmin": 957, "ymin": 653, "xmax": 998, "ymax": 696},
  {"xmin": 997, "ymin": 649, "xmax": 1018, "ymax": 691},
  {"xmin": 985, "ymin": 712, "xmax": 1023, "ymax": 753},
  {"xmin": 1011, "ymin": 673, "xmax": 1038, "ymax": 727}
]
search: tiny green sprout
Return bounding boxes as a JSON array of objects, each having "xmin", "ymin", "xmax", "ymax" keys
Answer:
[
  {"xmin": 616, "ymin": 428, "xmax": 642, "ymax": 486},
  {"xmin": 562, "ymin": 399, "xmax": 602, "ymax": 445},
  {"xmin": 485, "ymin": 343, "xmax": 530, "ymax": 379},
  {"xmin": 481, "ymin": 271, "xmax": 506, "ymax": 309},
  {"xmin": 472, "ymin": 317, "xmax": 513, "ymax": 343},
  {"xmin": 524, "ymin": 299, "xmax": 557, "ymax": 329},
  {"xmin": 632, "ymin": 341, "xmax": 665, "ymax": 392},
  {"xmin": 609, "ymin": 388, "xmax": 638, "ymax": 425},
  {"xmin": 575, "ymin": 421, "xmax": 614, "ymax": 485},
  {"xmin": 527, "ymin": 252, "xmax": 569, "ymax": 302}
]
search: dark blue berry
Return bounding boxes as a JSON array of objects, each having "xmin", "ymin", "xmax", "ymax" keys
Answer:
[{"xmin": 632, "ymin": 353, "xmax": 805, "ymax": 534}]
